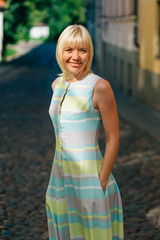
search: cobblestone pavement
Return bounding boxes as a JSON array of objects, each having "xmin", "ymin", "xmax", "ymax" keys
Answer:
[
  {"xmin": 99, "ymin": 120, "xmax": 160, "ymax": 240},
  {"xmin": 0, "ymin": 43, "xmax": 160, "ymax": 240}
]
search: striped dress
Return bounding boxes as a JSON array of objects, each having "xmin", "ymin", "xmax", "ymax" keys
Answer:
[{"xmin": 46, "ymin": 73, "xmax": 124, "ymax": 240}]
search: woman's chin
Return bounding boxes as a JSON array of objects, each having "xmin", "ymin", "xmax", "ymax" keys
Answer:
[{"xmin": 67, "ymin": 68, "xmax": 82, "ymax": 75}]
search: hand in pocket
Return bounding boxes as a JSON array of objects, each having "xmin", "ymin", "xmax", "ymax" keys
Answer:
[{"xmin": 99, "ymin": 175, "xmax": 108, "ymax": 193}]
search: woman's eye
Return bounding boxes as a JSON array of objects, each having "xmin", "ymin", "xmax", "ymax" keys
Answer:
[
  {"xmin": 80, "ymin": 49, "xmax": 87, "ymax": 52},
  {"xmin": 66, "ymin": 48, "xmax": 72, "ymax": 52}
]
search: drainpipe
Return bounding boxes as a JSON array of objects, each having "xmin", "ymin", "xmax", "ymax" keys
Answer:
[{"xmin": 134, "ymin": 0, "xmax": 139, "ymax": 48}]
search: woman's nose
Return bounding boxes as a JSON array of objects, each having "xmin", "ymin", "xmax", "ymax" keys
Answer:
[{"xmin": 72, "ymin": 50, "xmax": 80, "ymax": 60}]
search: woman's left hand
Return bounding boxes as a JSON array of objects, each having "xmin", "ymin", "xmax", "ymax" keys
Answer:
[{"xmin": 99, "ymin": 175, "xmax": 108, "ymax": 193}]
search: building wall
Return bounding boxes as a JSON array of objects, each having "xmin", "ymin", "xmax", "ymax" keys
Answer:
[
  {"xmin": 94, "ymin": 0, "xmax": 103, "ymax": 74},
  {"xmin": 93, "ymin": 0, "xmax": 160, "ymax": 111},
  {"xmin": 139, "ymin": 0, "xmax": 160, "ymax": 74},
  {"xmin": 29, "ymin": 26, "xmax": 49, "ymax": 39},
  {"xmin": 137, "ymin": 0, "xmax": 160, "ymax": 110},
  {"xmin": 94, "ymin": 0, "xmax": 138, "ymax": 98},
  {"xmin": 85, "ymin": 0, "xmax": 95, "ymax": 48}
]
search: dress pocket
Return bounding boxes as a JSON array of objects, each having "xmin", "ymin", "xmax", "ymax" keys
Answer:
[{"xmin": 97, "ymin": 174, "xmax": 106, "ymax": 196}]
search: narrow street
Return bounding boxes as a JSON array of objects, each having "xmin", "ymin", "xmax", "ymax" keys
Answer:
[{"xmin": 0, "ymin": 42, "xmax": 160, "ymax": 240}]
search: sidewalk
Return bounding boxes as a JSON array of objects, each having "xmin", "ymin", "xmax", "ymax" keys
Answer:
[
  {"xmin": 112, "ymin": 85, "xmax": 160, "ymax": 143},
  {"xmin": 0, "ymin": 62, "xmax": 15, "ymax": 77},
  {"xmin": 0, "ymin": 40, "xmax": 42, "ymax": 78}
]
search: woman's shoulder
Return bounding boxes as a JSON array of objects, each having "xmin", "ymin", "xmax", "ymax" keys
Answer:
[
  {"xmin": 93, "ymin": 77, "xmax": 116, "ymax": 109},
  {"xmin": 51, "ymin": 77, "xmax": 62, "ymax": 92},
  {"xmin": 92, "ymin": 77, "xmax": 115, "ymax": 111},
  {"xmin": 94, "ymin": 77, "xmax": 112, "ymax": 94}
]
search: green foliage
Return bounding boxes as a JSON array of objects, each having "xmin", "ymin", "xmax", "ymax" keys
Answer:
[
  {"xmin": 3, "ymin": 1, "xmax": 35, "ymax": 44},
  {"xmin": 48, "ymin": 0, "xmax": 86, "ymax": 41},
  {"xmin": 5, "ymin": 47, "xmax": 17, "ymax": 57},
  {"xmin": 29, "ymin": 36, "xmax": 48, "ymax": 42},
  {"xmin": 2, "ymin": 0, "xmax": 86, "ymax": 59}
]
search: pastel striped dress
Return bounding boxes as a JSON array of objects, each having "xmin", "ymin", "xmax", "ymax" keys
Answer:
[{"xmin": 46, "ymin": 73, "xmax": 124, "ymax": 240}]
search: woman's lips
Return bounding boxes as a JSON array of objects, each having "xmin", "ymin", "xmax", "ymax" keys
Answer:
[{"xmin": 69, "ymin": 62, "xmax": 82, "ymax": 67}]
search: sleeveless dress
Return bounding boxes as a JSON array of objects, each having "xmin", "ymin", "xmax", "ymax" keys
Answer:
[{"xmin": 45, "ymin": 73, "xmax": 124, "ymax": 240}]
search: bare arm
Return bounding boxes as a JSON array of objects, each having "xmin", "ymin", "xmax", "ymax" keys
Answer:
[{"xmin": 93, "ymin": 79, "xmax": 119, "ymax": 192}]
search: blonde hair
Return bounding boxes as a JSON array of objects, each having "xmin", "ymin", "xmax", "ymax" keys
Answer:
[{"xmin": 56, "ymin": 24, "xmax": 94, "ymax": 80}]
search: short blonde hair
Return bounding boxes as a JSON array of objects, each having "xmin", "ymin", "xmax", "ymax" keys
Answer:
[{"xmin": 56, "ymin": 24, "xmax": 94, "ymax": 80}]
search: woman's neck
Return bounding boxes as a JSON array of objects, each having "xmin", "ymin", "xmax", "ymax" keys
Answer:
[{"xmin": 67, "ymin": 70, "xmax": 89, "ymax": 83}]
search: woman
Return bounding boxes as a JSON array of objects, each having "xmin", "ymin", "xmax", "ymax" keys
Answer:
[{"xmin": 46, "ymin": 24, "xmax": 124, "ymax": 240}]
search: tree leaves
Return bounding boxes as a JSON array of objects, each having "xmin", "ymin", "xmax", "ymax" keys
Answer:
[
  {"xmin": 47, "ymin": 0, "xmax": 86, "ymax": 41},
  {"xmin": 3, "ymin": 0, "xmax": 86, "ymax": 58}
]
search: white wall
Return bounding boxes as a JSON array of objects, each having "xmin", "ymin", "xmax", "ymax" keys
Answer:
[
  {"xmin": 103, "ymin": 0, "xmax": 135, "ymax": 17},
  {"xmin": 30, "ymin": 26, "xmax": 49, "ymax": 39},
  {"xmin": 101, "ymin": 0, "xmax": 136, "ymax": 51},
  {"xmin": 102, "ymin": 20, "xmax": 137, "ymax": 51}
]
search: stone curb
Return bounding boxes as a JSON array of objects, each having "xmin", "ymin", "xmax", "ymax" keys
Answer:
[{"xmin": 112, "ymin": 85, "xmax": 160, "ymax": 143}]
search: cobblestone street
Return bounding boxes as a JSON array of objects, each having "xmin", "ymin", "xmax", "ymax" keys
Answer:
[{"xmin": 0, "ymin": 43, "xmax": 160, "ymax": 240}]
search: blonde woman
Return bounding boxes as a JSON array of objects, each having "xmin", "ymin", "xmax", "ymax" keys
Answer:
[{"xmin": 46, "ymin": 24, "xmax": 124, "ymax": 240}]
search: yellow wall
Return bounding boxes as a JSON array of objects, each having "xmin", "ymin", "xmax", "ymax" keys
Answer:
[{"xmin": 139, "ymin": 0, "xmax": 160, "ymax": 74}]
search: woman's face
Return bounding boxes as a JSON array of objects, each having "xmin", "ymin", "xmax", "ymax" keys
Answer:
[{"xmin": 62, "ymin": 43, "xmax": 89, "ymax": 77}]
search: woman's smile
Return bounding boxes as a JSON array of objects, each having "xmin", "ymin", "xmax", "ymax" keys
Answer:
[
  {"xmin": 69, "ymin": 62, "xmax": 82, "ymax": 67},
  {"xmin": 62, "ymin": 45, "xmax": 89, "ymax": 77}
]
